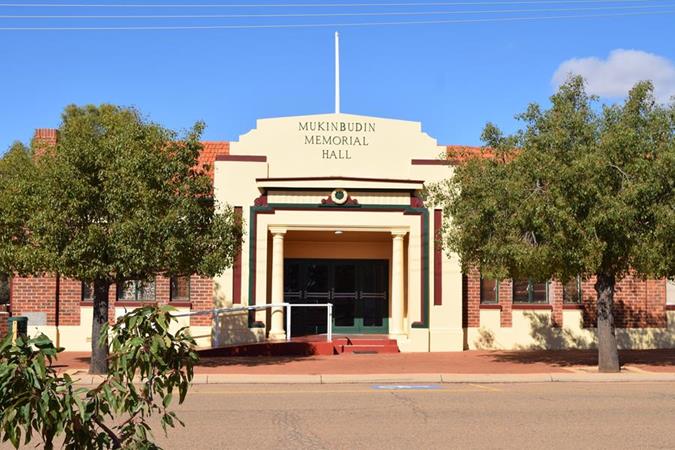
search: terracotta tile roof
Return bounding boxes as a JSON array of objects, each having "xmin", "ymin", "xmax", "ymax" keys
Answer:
[
  {"xmin": 198, "ymin": 141, "xmax": 230, "ymax": 180},
  {"xmin": 446, "ymin": 145, "xmax": 494, "ymax": 162},
  {"xmin": 32, "ymin": 129, "xmax": 230, "ymax": 181}
]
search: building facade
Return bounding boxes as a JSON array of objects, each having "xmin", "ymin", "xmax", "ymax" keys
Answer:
[{"xmin": 5, "ymin": 115, "xmax": 675, "ymax": 352}]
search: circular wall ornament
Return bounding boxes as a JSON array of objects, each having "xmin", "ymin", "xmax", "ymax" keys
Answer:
[{"xmin": 331, "ymin": 189, "xmax": 348, "ymax": 205}]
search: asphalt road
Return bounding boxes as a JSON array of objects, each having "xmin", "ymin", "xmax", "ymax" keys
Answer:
[
  {"xmin": 4, "ymin": 382, "xmax": 674, "ymax": 449},
  {"xmin": 148, "ymin": 382, "xmax": 675, "ymax": 450}
]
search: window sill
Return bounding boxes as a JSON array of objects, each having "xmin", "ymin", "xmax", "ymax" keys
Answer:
[
  {"xmin": 168, "ymin": 302, "xmax": 192, "ymax": 308},
  {"xmin": 563, "ymin": 304, "xmax": 585, "ymax": 310},
  {"xmin": 113, "ymin": 301, "xmax": 158, "ymax": 307},
  {"xmin": 81, "ymin": 301, "xmax": 191, "ymax": 308},
  {"xmin": 512, "ymin": 304, "xmax": 552, "ymax": 310},
  {"xmin": 479, "ymin": 304, "xmax": 502, "ymax": 310}
]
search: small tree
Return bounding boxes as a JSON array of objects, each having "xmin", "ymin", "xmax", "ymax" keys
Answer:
[
  {"xmin": 429, "ymin": 77, "xmax": 674, "ymax": 372},
  {"xmin": 0, "ymin": 305, "xmax": 198, "ymax": 449},
  {"xmin": 0, "ymin": 143, "xmax": 35, "ymax": 275},
  {"xmin": 3, "ymin": 104, "xmax": 242, "ymax": 374}
]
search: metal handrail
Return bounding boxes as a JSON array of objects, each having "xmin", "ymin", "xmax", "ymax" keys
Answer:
[
  {"xmin": 284, "ymin": 303, "xmax": 333, "ymax": 343},
  {"xmin": 170, "ymin": 302, "xmax": 334, "ymax": 342},
  {"xmin": 170, "ymin": 303, "xmax": 288, "ymax": 318}
]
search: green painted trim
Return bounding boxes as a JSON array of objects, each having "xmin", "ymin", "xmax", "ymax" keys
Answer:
[
  {"xmin": 412, "ymin": 207, "xmax": 429, "ymax": 329},
  {"xmin": 247, "ymin": 202, "xmax": 430, "ymax": 329}
]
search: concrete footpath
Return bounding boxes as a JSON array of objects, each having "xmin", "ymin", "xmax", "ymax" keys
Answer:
[
  {"xmin": 56, "ymin": 348, "xmax": 675, "ymax": 385},
  {"xmin": 68, "ymin": 371, "xmax": 675, "ymax": 385}
]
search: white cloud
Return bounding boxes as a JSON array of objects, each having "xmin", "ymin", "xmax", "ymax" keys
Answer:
[{"xmin": 552, "ymin": 49, "xmax": 675, "ymax": 103}]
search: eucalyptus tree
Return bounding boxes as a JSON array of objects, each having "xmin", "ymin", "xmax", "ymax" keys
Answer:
[
  {"xmin": 429, "ymin": 77, "xmax": 674, "ymax": 372},
  {"xmin": 0, "ymin": 306, "xmax": 198, "ymax": 449},
  {"xmin": 3, "ymin": 104, "xmax": 242, "ymax": 374}
]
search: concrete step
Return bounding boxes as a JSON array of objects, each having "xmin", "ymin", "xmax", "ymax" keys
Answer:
[
  {"xmin": 337, "ymin": 338, "xmax": 398, "ymax": 346},
  {"xmin": 340, "ymin": 344, "xmax": 400, "ymax": 354}
]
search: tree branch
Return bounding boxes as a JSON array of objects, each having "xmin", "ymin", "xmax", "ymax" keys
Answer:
[
  {"xmin": 608, "ymin": 163, "xmax": 630, "ymax": 181},
  {"xmin": 93, "ymin": 417, "xmax": 122, "ymax": 449}
]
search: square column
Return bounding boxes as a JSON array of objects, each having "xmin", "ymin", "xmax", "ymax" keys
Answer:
[
  {"xmin": 268, "ymin": 228, "xmax": 287, "ymax": 341},
  {"xmin": 390, "ymin": 230, "xmax": 407, "ymax": 337}
]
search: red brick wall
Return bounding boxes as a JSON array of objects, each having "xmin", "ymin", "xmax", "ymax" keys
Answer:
[
  {"xmin": 499, "ymin": 280, "xmax": 513, "ymax": 328},
  {"xmin": 59, "ymin": 278, "xmax": 82, "ymax": 326},
  {"xmin": 0, "ymin": 305, "xmax": 9, "ymax": 337},
  {"xmin": 466, "ymin": 272, "xmax": 667, "ymax": 329},
  {"xmin": 466, "ymin": 269, "xmax": 480, "ymax": 327},
  {"xmin": 580, "ymin": 275, "xmax": 666, "ymax": 328},
  {"xmin": 467, "ymin": 272, "xmax": 515, "ymax": 328},
  {"xmin": 189, "ymin": 276, "xmax": 214, "ymax": 326},
  {"xmin": 12, "ymin": 276, "xmax": 58, "ymax": 325},
  {"xmin": 551, "ymin": 281, "xmax": 564, "ymax": 327},
  {"xmin": 11, "ymin": 274, "xmax": 213, "ymax": 327}
]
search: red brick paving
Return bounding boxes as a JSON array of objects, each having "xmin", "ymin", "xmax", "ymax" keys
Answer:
[{"xmin": 52, "ymin": 349, "xmax": 675, "ymax": 375}]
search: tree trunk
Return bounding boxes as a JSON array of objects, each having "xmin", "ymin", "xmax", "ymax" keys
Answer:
[
  {"xmin": 90, "ymin": 279, "xmax": 110, "ymax": 375},
  {"xmin": 594, "ymin": 273, "xmax": 620, "ymax": 373}
]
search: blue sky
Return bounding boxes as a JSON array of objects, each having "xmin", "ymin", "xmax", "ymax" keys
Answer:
[{"xmin": 1, "ymin": 1, "xmax": 674, "ymax": 150}]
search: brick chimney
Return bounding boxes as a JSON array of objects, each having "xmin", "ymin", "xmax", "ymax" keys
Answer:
[{"xmin": 32, "ymin": 128, "xmax": 58, "ymax": 157}]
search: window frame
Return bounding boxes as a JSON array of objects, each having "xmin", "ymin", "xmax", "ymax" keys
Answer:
[
  {"xmin": 563, "ymin": 276, "xmax": 583, "ymax": 304},
  {"xmin": 512, "ymin": 279, "xmax": 549, "ymax": 304},
  {"xmin": 116, "ymin": 278, "xmax": 157, "ymax": 302},
  {"xmin": 81, "ymin": 282, "xmax": 93, "ymax": 302},
  {"xmin": 667, "ymin": 278, "xmax": 675, "ymax": 306},
  {"xmin": 170, "ymin": 276, "xmax": 191, "ymax": 302},
  {"xmin": 479, "ymin": 276, "xmax": 499, "ymax": 304},
  {"xmin": 0, "ymin": 274, "xmax": 10, "ymax": 305}
]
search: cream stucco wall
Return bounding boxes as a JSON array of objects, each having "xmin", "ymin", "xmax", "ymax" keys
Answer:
[
  {"xmin": 232, "ymin": 113, "xmax": 442, "ymax": 179},
  {"xmin": 49, "ymin": 306, "xmax": 194, "ymax": 352},
  {"xmin": 467, "ymin": 310, "xmax": 675, "ymax": 350},
  {"xmin": 210, "ymin": 112, "xmax": 465, "ymax": 352}
]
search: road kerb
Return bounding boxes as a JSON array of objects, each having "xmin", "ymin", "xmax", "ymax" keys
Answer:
[
  {"xmin": 320, "ymin": 373, "xmax": 442, "ymax": 384},
  {"xmin": 440, "ymin": 373, "xmax": 554, "ymax": 383},
  {"xmin": 70, "ymin": 372, "xmax": 675, "ymax": 386},
  {"xmin": 206, "ymin": 374, "xmax": 322, "ymax": 384}
]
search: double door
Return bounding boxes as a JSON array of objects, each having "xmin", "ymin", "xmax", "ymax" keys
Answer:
[{"xmin": 284, "ymin": 259, "xmax": 389, "ymax": 335}]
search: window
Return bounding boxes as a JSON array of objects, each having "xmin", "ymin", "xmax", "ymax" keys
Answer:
[
  {"xmin": 513, "ymin": 279, "xmax": 548, "ymax": 304},
  {"xmin": 170, "ymin": 276, "xmax": 190, "ymax": 302},
  {"xmin": 563, "ymin": 277, "xmax": 582, "ymax": 304},
  {"xmin": 117, "ymin": 278, "xmax": 156, "ymax": 302},
  {"xmin": 82, "ymin": 282, "xmax": 93, "ymax": 302},
  {"xmin": 480, "ymin": 277, "xmax": 498, "ymax": 304},
  {"xmin": 668, "ymin": 278, "xmax": 675, "ymax": 306},
  {"xmin": 0, "ymin": 274, "xmax": 9, "ymax": 305}
]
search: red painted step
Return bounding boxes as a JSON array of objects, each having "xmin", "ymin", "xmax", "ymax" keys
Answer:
[
  {"xmin": 340, "ymin": 344, "xmax": 399, "ymax": 354},
  {"xmin": 197, "ymin": 335, "xmax": 400, "ymax": 357},
  {"xmin": 336, "ymin": 337, "xmax": 400, "ymax": 354}
]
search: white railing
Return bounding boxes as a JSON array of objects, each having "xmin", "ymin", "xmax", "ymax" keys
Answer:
[
  {"xmin": 171, "ymin": 302, "xmax": 333, "ymax": 342},
  {"xmin": 285, "ymin": 303, "xmax": 333, "ymax": 343}
]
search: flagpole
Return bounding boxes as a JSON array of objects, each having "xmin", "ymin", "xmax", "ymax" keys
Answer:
[{"xmin": 335, "ymin": 31, "xmax": 340, "ymax": 114}]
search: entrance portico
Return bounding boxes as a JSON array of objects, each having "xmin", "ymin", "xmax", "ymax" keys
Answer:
[
  {"xmin": 266, "ymin": 226, "xmax": 410, "ymax": 341},
  {"xmin": 266, "ymin": 221, "xmax": 415, "ymax": 340},
  {"xmin": 212, "ymin": 112, "xmax": 466, "ymax": 352}
]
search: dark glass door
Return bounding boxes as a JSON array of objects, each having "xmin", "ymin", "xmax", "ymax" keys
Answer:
[{"xmin": 284, "ymin": 259, "xmax": 389, "ymax": 335}]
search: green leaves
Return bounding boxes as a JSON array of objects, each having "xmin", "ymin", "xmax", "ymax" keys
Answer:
[
  {"xmin": 0, "ymin": 305, "xmax": 199, "ymax": 449},
  {"xmin": 0, "ymin": 334, "xmax": 66, "ymax": 450},
  {"xmin": 0, "ymin": 143, "xmax": 37, "ymax": 275},
  {"xmin": 430, "ymin": 76, "xmax": 675, "ymax": 283},
  {"xmin": 1, "ymin": 103, "xmax": 242, "ymax": 375},
  {"xmin": 1, "ymin": 103, "xmax": 243, "ymax": 283}
]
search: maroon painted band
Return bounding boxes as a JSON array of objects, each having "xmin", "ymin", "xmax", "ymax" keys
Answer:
[{"xmin": 215, "ymin": 155, "xmax": 267, "ymax": 162}]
